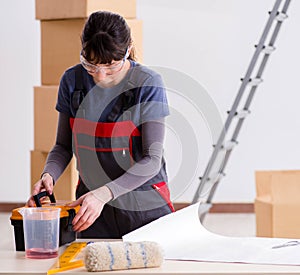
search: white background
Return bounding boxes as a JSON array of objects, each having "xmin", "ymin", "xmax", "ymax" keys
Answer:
[{"xmin": 0, "ymin": 0, "xmax": 299, "ymax": 203}]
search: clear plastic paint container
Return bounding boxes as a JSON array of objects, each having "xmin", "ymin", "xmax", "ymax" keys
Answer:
[{"xmin": 19, "ymin": 207, "xmax": 61, "ymax": 259}]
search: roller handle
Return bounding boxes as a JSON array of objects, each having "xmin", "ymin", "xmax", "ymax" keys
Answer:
[{"xmin": 33, "ymin": 191, "xmax": 56, "ymax": 207}]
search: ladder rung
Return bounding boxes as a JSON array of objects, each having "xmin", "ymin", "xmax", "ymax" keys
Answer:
[
  {"xmin": 256, "ymin": 45, "xmax": 276, "ymax": 54},
  {"xmin": 249, "ymin": 78, "xmax": 263, "ymax": 86},
  {"xmin": 201, "ymin": 172, "xmax": 225, "ymax": 184},
  {"xmin": 222, "ymin": 140, "xmax": 238, "ymax": 150},
  {"xmin": 226, "ymin": 109, "xmax": 251, "ymax": 118},
  {"xmin": 276, "ymin": 12, "xmax": 288, "ymax": 22},
  {"xmin": 241, "ymin": 78, "xmax": 263, "ymax": 86},
  {"xmin": 268, "ymin": 11, "xmax": 288, "ymax": 22},
  {"xmin": 235, "ymin": 109, "xmax": 251, "ymax": 118}
]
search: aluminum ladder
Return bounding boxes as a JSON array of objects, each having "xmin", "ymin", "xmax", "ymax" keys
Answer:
[{"xmin": 192, "ymin": 0, "xmax": 292, "ymax": 220}]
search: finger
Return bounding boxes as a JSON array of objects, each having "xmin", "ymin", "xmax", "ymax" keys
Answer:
[
  {"xmin": 67, "ymin": 196, "xmax": 84, "ymax": 208},
  {"xmin": 72, "ymin": 197, "xmax": 98, "ymax": 231},
  {"xmin": 75, "ymin": 214, "xmax": 96, "ymax": 232},
  {"xmin": 42, "ymin": 177, "xmax": 54, "ymax": 195},
  {"xmin": 73, "ymin": 210, "xmax": 98, "ymax": 232},
  {"xmin": 32, "ymin": 180, "xmax": 44, "ymax": 196},
  {"xmin": 67, "ymin": 200, "xmax": 79, "ymax": 208},
  {"xmin": 26, "ymin": 197, "xmax": 36, "ymax": 207},
  {"xmin": 71, "ymin": 201, "xmax": 87, "ymax": 225},
  {"xmin": 72, "ymin": 209, "xmax": 90, "ymax": 231},
  {"xmin": 73, "ymin": 204, "xmax": 104, "ymax": 232}
]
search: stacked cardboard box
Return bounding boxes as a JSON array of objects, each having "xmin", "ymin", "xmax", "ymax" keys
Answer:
[
  {"xmin": 32, "ymin": 84, "xmax": 77, "ymax": 201},
  {"xmin": 32, "ymin": 0, "xmax": 142, "ymax": 200},
  {"xmin": 255, "ymin": 170, "xmax": 300, "ymax": 238}
]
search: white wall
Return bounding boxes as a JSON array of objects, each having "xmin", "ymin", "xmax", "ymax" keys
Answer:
[
  {"xmin": 0, "ymin": 0, "xmax": 299, "ymax": 203},
  {"xmin": 0, "ymin": 0, "xmax": 40, "ymax": 201},
  {"xmin": 136, "ymin": 0, "xmax": 300, "ymax": 203}
]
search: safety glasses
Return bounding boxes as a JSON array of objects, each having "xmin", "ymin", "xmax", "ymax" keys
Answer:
[{"xmin": 80, "ymin": 48, "xmax": 129, "ymax": 75}]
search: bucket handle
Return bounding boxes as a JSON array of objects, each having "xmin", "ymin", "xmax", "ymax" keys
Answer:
[{"xmin": 33, "ymin": 191, "xmax": 56, "ymax": 207}]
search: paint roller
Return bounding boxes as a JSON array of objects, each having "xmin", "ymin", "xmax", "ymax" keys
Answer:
[{"xmin": 84, "ymin": 241, "xmax": 163, "ymax": 271}]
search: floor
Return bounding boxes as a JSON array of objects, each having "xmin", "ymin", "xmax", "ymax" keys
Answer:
[{"xmin": 203, "ymin": 213, "xmax": 256, "ymax": 237}]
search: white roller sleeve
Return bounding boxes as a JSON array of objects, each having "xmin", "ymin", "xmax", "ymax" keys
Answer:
[{"xmin": 84, "ymin": 241, "xmax": 164, "ymax": 272}]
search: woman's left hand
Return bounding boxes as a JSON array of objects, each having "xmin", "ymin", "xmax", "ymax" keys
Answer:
[{"xmin": 68, "ymin": 186, "xmax": 113, "ymax": 232}]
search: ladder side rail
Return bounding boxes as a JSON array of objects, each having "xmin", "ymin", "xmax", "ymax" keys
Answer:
[
  {"xmin": 221, "ymin": 0, "xmax": 285, "ymax": 153},
  {"xmin": 205, "ymin": 144, "xmax": 236, "ymax": 204},
  {"xmin": 231, "ymin": 0, "xmax": 292, "ymax": 142},
  {"xmin": 199, "ymin": 177, "xmax": 221, "ymax": 223},
  {"xmin": 191, "ymin": 128, "xmax": 226, "ymax": 202},
  {"xmin": 223, "ymin": 0, "xmax": 283, "ymax": 131},
  {"xmin": 281, "ymin": 0, "xmax": 292, "ymax": 17},
  {"xmin": 196, "ymin": 0, "xmax": 292, "ymax": 208},
  {"xmin": 191, "ymin": 0, "xmax": 282, "ymax": 204},
  {"xmin": 206, "ymin": 178, "xmax": 221, "ymax": 204},
  {"xmin": 205, "ymin": 4, "xmax": 291, "ymax": 206}
]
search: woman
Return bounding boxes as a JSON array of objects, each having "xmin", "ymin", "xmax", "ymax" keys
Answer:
[{"xmin": 27, "ymin": 11, "xmax": 174, "ymax": 238}]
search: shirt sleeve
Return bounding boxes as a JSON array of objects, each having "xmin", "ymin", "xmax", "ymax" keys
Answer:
[
  {"xmin": 43, "ymin": 112, "xmax": 73, "ymax": 182},
  {"xmin": 139, "ymin": 73, "xmax": 170, "ymax": 123},
  {"xmin": 55, "ymin": 71, "xmax": 74, "ymax": 116}
]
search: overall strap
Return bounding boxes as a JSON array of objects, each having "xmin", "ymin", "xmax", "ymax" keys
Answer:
[
  {"xmin": 72, "ymin": 64, "xmax": 138, "ymax": 121},
  {"xmin": 107, "ymin": 67, "xmax": 138, "ymax": 122},
  {"xmin": 71, "ymin": 64, "xmax": 87, "ymax": 116}
]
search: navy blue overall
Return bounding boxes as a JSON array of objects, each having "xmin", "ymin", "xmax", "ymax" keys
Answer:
[{"xmin": 70, "ymin": 64, "xmax": 174, "ymax": 238}]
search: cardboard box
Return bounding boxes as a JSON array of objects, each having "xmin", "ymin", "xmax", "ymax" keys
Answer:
[
  {"xmin": 34, "ymin": 86, "xmax": 59, "ymax": 152},
  {"xmin": 31, "ymin": 150, "xmax": 78, "ymax": 201},
  {"xmin": 255, "ymin": 170, "xmax": 300, "ymax": 238},
  {"xmin": 41, "ymin": 19, "xmax": 143, "ymax": 85},
  {"xmin": 36, "ymin": 0, "xmax": 136, "ymax": 20}
]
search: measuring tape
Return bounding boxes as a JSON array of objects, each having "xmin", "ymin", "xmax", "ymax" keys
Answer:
[{"xmin": 47, "ymin": 242, "xmax": 87, "ymax": 275}]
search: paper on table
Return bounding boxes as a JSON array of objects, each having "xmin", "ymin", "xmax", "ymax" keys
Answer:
[{"xmin": 123, "ymin": 203, "xmax": 300, "ymax": 265}]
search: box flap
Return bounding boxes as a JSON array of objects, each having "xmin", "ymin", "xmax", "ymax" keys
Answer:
[
  {"xmin": 270, "ymin": 171, "xmax": 300, "ymax": 203},
  {"xmin": 36, "ymin": 0, "xmax": 136, "ymax": 20},
  {"xmin": 256, "ymin": 170, "xmax": 300, "ymax": 203},
  {"xmin": 255, "ymin": 171, "xmax": 273, "ymax": 197},
  {"xmin": 255, "ymin": 195, "xmax": 272, "ymax": 203}
]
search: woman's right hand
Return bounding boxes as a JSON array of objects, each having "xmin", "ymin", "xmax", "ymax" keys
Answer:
[{"xmin": 26, "ymin": 173, "xmax": 54, "ymax": 207}]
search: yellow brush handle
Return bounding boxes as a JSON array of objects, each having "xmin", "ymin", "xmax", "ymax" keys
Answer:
[
  {"xmin": 47, "ymin": 242, "xmax": 87, "ymax": 275},
  {"xmin": 59, "ymin": 242, "xmax": 86, "ymax": 266},
  {"xmin": 47, "ymin": 260, "xmax": 84, "ymax": 275}
]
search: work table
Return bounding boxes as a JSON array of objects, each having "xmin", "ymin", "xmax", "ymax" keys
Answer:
[
  {"xmin": 3, "ymin": 243, "xmax": 300, "ymax": 274},
  {"xmin": 2, "ymin": 215, "xmax": 300, "ymax": 274},
  {"xmin": 2, "ymin": 248, "xmax": 300, "ymax": 275}
]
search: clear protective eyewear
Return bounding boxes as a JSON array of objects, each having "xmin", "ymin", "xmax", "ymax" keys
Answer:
[{"xmin": 80, "ymin": 48, "xmax": 129, "ymax": 75}]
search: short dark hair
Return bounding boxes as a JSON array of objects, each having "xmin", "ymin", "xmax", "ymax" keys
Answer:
[{"xmin": 81, "ymin": 11, "xmax": 136, "ymax": 64}]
